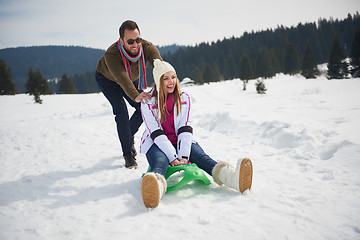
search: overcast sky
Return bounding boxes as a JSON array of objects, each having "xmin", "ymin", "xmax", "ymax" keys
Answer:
[{"xmin": 0, "ymin": 0, "xmax": 359, "ymax": 50}]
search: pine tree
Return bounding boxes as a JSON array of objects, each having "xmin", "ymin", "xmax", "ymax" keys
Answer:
[
  {"xmin": 203, "ymin": 63, "xmax": 221, "ymax": 83},
  {"xmin": 35, "ymin": 68, "xmax": 52, "ymax": 94},
  {"xmin": 255, "ymin": 80, "xmax": 267, "ymax": 94},
  {"xmin": 269, "ymin": 48, "xmax": 282, "ymax": 73},
  {"xmin": 350, "ymin": 29, "xmax": 360, "ymax": 77},
  {"xmin": 59, "ymin": 73, "xmax": 76, "ymax": 94},
  {"xmin": 0, "ymin": 59, "xmax": 17, "ymax": 95},
  {"xmin": 301, "ymin": 43, "xmax": 319, "ymax": 79},
  {"xmin": 239, "ymin": 54, "xmax": 254, "ymax": 80},
  {"xmin": 327, "ymin": 35, "xmax": 349, "ymax": 79},
  {"xmin": 212, "ymin": 62, "xmax": 221, "ymax": 81},
  {"xmin": 191, "ymin": 67, "xmax": 205, "ymax": 85},
  {"xmin": 255, "ymin": 49, "xmax": 275, "ymax": 79},
  {"xmin": 284, "ymin": 43, "xmax": 300, "ymax": 75},
  {"xmin": 203, "ymin": 64, "xmax": 213, "ymax": 83},
  {"xmin": 26, "ymin": 68, "xmax": 52, "ymax": 103}
]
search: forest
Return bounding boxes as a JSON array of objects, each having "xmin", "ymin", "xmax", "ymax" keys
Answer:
[{"xmin": 163, "ymin": 13, "xmax": 360, "ymax": 83}]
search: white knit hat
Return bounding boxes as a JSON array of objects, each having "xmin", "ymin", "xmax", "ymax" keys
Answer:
[{"xmin": 153, "ymin": 59, "xmax": 176, "ymax": 96}]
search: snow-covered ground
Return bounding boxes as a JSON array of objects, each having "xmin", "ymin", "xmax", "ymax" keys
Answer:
[{"xmin": 1, "ymin": 74, "xmax": 360, "ymax": 240}]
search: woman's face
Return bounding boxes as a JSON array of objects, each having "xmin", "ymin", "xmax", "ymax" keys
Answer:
[{"xmin": 162, "ymin": 71, "xmax": 177, "ymax": 94}]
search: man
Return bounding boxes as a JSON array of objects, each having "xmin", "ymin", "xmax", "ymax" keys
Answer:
[{"xmin": 96, "ymin": 20, "xmax": 162, "ymax": 169}]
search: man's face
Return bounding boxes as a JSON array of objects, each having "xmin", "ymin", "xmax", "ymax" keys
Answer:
[{"xmin": 120, "ymin": 28, "xmax": 141, "ymax": 56}]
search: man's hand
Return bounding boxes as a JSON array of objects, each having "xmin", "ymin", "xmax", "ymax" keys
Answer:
[{"xmin": 135, "ymin": 92, "xmax": 152, "ymax": 103}]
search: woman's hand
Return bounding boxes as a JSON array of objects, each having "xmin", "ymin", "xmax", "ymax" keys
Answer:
[
  {"xmin": 178, "ymin": 158, "xmax": 189, "ymax": 165},
  {"xmin": 170, "ymin": 159, "xmax": 180, "ymax": 166},
  {"xmin": 170, "ymin": 159, "xmax": 188, "ymax": 166},
  {"xmin": 135, "ymin": 92, "xmax": 152, "ymax": 103}
]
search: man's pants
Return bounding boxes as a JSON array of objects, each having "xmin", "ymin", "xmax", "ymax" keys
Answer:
[{"xmin": 96, "ymin": 71, "xmax": 143, "ymax": 156}]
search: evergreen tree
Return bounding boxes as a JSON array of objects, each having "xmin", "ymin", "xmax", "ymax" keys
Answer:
[
  {"xmin": 212, "ymin": 62, "xmax": 221, "ymax": 81},
  {"xmin": 59, "ymin": 73, "xmax": 77, "ymax": 94},
  {"xmin": 191, "ymin": 67, "xmax": 205, "ymax": 85},
  {"xmin": 25, "ymin": 68, "xmax": 36, "ymax": 94},
  {"xmin": 203, "ymin": 64, "xmax": 213, "ymax": 83},
  {"xmin": 350, "ymin": 29, "xmax": 360, "ymax": 77},
  {"xmin": 203, "ymin": 63, "xmax": 221, "ymax": 82},
  {"xmin": 301, "ymin": 43, "xmax": 319, "ymax": 79},
  {"xmin": 225, "ymin": 54, "xmax": 238, "ymax": 79},
  {"xmin": 255, "ymin": 80, "xmax": 267, "ymax": 94},
  {"xmin": 26, "ymin": 68, "xmax": 52, "ymax": 103},
  {"xmin": 0, "ymin": 59, "xmax": 16, "ymax": 95},
  {"xmin": 327, "ymin": 35, "xmax": 349, "ymax": 79},
  {"xmin": 72, "ymin": 71, "xmax": 100, "ymax": 93},
  {"xmin": 26, "ymin": 68, "xmax": 42, "ymax": 103},
  {"xmin": 284, "ymin": 43, "xmax": 300, "ymax": 75},
  {"xmin": 269, "ymin": 48, "xmax": 282, "ymax": 73},
  {"xmin": 255, "ymin": 49, "xmax": 275, "ymax": 78},
  {"xmin": 35, "ymin": 68, "xmax": 52, "ymax": 94},
  {"xmin": 239, "ymin": 54, "xmax": 254, "ymax": 80}
]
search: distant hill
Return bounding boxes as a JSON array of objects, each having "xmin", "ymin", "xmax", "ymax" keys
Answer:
[
  {"xmin": 0, "ymin": 44, "xmax": 183, "ymax": 93},
  {"xmin": 0, "ymin": 46, "xmax": 104, "ymax": 92},
  {"xmin": 158, "ymin": 44, "xmax": 183, "ymax": 55}
]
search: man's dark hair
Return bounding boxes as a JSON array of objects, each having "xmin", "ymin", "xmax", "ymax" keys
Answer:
[{"xmin": 119, "ymin": 20, "xmax": 140, "ymax": 39}]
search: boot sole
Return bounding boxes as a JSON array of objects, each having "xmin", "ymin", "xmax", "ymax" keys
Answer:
[
  {"xmin": 141, "ymin": 174, "xmax": 160, "ymax": 208},
  {"xmin": 125, "ymin": 164, "xmax": 138, "ymax": 169},
  {"xmin": 239, "ymin": 158, "xmax": 253, "ymax": 193}
]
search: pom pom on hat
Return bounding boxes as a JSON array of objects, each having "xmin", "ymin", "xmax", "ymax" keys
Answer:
[{"xmin": 153, "ymin": 59, "xmax": 176, "ymax": 95}]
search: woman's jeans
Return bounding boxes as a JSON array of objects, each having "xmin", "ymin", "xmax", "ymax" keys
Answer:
[
  {"xmin": 96, "ymin": 71, "xmax": 143, "ymax": 156},
  {"xmin": 146, "ymin": 142, "xmax": 217, "ymax": 176}
]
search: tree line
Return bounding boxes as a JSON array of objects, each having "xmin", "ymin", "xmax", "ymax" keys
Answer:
[
  {"xmin": 0, "ymin": 62, "xmax": 100, "ymax": 103},
  {"xmin": 163, "ymin": 12, "xmax": 360, "ymax": 83}
]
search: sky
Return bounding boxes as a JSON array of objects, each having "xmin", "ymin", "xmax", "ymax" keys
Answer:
[{"xmin": 0, "ymin": 0, "xmax": 359, "ymax": 50}]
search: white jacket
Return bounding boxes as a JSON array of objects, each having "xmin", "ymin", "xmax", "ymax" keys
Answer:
[{"xmin": 140, "ymin": 91, "xmax": 194, "ymax": 162}]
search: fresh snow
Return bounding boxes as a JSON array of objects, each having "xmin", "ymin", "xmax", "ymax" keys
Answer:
[{"xmin": 1, "ymin": 74, "xmax": 360, "ymax": 240}]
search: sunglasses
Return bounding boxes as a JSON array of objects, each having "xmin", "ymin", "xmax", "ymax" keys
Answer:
[{"xmin": 126, "ymin": 38, "xmax": 141, "ymax": 45}]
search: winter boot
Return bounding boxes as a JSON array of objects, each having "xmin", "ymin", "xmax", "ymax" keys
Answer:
[
  {"xmin": 123, "ymin": 152, "xmax": 138, "ymax": 169},
  {"xmin": 212, "ymin": 158, "xmax": 253, "ymax": 193},
  {"xmin": 131, "ymin": 136, "xmax": 137, "ymax": 157},
  {"xmin": 141, "ymin": 172, "xmax": 167, "ymax": 208}
]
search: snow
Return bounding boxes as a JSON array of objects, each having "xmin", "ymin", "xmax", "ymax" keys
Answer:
[{"xmin": 1, "ymin": 74, "xmax": 360, "ymax": 239}]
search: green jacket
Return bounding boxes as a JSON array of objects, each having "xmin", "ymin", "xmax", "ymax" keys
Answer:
[{"xmin": 96, "ymin": 39, "xmax": 162, "ymax": 101}]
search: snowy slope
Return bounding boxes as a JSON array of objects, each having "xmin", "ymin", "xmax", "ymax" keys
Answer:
[{"xmin": 1, "ymin": 74, "xmax": 360, "ymax": 240}]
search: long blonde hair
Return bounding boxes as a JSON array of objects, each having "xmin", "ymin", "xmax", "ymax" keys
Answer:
[{"xmin": 153, "ymin": 75, "xmax": 182, "ymax": 123}]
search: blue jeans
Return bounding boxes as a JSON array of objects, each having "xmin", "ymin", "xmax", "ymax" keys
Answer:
[
  {"xmin": 146, "ymin": 142, "xmax": 217, "ymax": 176},
  {"xmin": 96, "ymin": 71, "xmax": 143, "ymax": 155}
]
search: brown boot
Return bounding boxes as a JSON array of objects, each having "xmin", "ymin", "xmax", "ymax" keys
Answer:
[
  {"xmin": 141, "ymin": 173, "xmax": 167, "ymax": 208},
  {"xmin": 123, "ymin": 152, "xmax": 138, "ymax": 169}
]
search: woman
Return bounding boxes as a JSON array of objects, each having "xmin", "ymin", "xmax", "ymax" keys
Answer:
[{"xmin": 140, "ymin": 59, "xmax": 253, "ymax": 208}]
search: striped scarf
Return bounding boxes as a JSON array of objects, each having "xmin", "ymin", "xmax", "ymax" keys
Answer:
[{"xmin": 118, "ymin": 38, "xmax": 147, "ymax": 90}]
